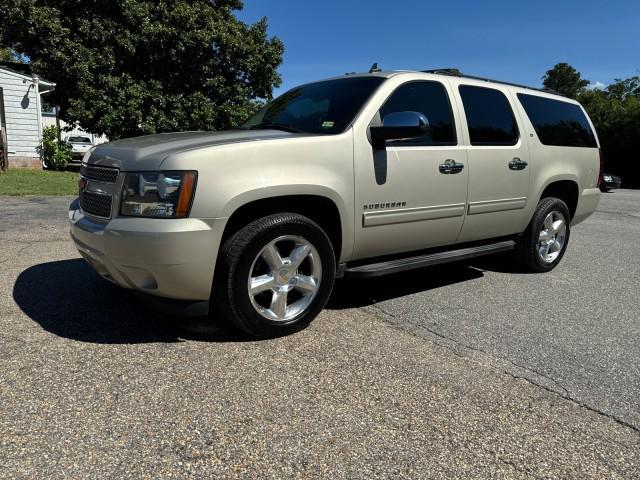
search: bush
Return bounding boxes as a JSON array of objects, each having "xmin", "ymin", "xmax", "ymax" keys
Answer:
[{"xmin": 38, "ymin": 126, "xmax": 71, "ymax": 170}]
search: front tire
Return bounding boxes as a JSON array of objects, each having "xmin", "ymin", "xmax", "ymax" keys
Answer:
[
  {"xmin": 213, "ymin": 213, "xmax": 336, "ymax": 338},
  {"xmin": 516, "ymin": 197, "xmax": 571, "ymax": 272}
]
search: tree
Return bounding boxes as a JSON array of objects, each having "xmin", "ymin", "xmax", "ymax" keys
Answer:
[
  {"xmin": 0, "ymin": 47, "xmax": 13, "ymax": 61},
  {"xmin": 0, "ymin": 47, "xmax": 26, "ymax": 63},
  {"xmin": 577, "ymin": 76, "xmax": 640, "ymax": 188},
  {"xmin": 0, "ymin": 1, "xmax": 283, "ymax": 139},
  {"xmin": 542, "ymin": 63, "xmax": 590, "ymax": 98},
  {"xmin": 605, "ymin": 76, "xmax": 640, "ymax": 101}
]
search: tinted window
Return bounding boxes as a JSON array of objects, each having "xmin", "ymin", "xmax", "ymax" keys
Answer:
[
  {"xmin": 68, "ymin": 137, "xmax": 91, "ymax": 144},
  {"xmin": 379, "ymin": 81, "xmax": 456, "ymax": 146},
  {"xmin": 517, "ymin": 94, "xmax": 597, "ymax": 148},
  {"xmin": 242, "ymin": 77, "xmax": 385, "ymax": 134},
  {"xmin": 459, "ymin": 85, "xmax": 519, "ymax": 145}
]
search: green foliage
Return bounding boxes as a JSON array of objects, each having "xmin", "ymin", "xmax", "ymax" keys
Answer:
[
  {"xmin": 542, "ymin": 63, "xmax": 590, "ymax": 98},
  {"xmin": 39, "ymin": 125, "xmax": 71, "ymax": 170},
  {"xmin": 577, "ymin": 76, "xmax": 640, "ymax": 187},
  {"xmin": 605, "ymin": 77, "xmax": 640, "ymax": 101},
  {"xmin": 0, "ymin": 47, "xmax": 27, "ymax": 63},
  {"xmin": 0, "ymin": 1, "xmax": 283, "ymax": 139},
  {"xmin": 0, "ymin": 168, "xmax": 78, "ymax": 195},
  {"xmin": 0, "ymin": 47, "xmax": 14, "ymax": 61}
]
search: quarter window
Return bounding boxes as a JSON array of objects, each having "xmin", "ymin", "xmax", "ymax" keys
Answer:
[
  {"xmin": 517, "ymin": 93, "xmax": 597, "ymax": 148},
  {"xmin": 379, "ymin": 81, "xmax": 456, "ymax": 146},
  {"xmin": 459, "ymin": 85, "xmax": 519, "ymax": 146}
]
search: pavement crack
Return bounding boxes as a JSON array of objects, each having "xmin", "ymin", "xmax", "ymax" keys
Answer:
[
  {"xmin": 0, "ymin": 242, "xmax": 35, "ymax": 265},
  {"xmin": 362, "ymin": 302, "xmax": 640, "ymax": 435},
  {"xmin": 597, "ymin": 209, "xmax": 640, "ymax": 219}
]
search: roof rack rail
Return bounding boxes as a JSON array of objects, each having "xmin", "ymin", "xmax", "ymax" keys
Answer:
[
  {"xmin": 422, "ymin": 69, "xmax": 564, "ymax": 96},
  {"xmin": 423, "ymin": 68, "xmax": 463, "ymax": 76}
]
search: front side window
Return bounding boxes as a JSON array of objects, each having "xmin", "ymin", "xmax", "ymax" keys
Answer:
[
  {"xmin": 379, "ymin": 81, "xmax": 456, "ymax": 146},
  {"xmin": 459, "ymin": 85, "xmax": 519, "ymax": 146},
  {"xmin": 241, "ymin": 77, "xmax": 386, "ymax": 135},
  {"xmin": 517, "ymin": 93, "xmax": 597, "ymax": 148}
]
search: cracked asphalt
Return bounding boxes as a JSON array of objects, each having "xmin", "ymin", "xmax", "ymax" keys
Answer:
[{"xmin": 1, "ymin": 191, "xmax": 639, "ymax": 478}]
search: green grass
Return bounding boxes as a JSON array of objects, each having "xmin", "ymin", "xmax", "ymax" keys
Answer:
[{"xmin": 0, "ymin": 169, "xmax": 79, "ymax": 196}]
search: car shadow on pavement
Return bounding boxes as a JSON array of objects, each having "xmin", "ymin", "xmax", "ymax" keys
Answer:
[
  {"xmin": 14, "ymin": 255, "xmax": 512, "ymax": 344},
  {"xmin": 13, "ymin": 259, "xmax": 253, "ymax": 344},
  {"xmin": 328, "ymin": 263, "xmax": 485, "ymax": 309}
]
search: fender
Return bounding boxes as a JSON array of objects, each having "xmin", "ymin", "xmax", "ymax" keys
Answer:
[
  {"xmin": 536, "ymin": 173, "xmax": 582, "ymax": 201},
  {"xmin": 220, "ymin": 184, "xmax": 354, "ymax": 261}
]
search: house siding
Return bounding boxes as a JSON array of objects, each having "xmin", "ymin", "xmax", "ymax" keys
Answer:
[{"xmin": 0, "ymin": 68, "xmax": 41, "ymax": 167}]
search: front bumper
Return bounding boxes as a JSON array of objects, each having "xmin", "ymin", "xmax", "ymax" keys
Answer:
[
  {"xmin": 70, "ymin": 151, "xmax": 88, "ymax": 162},
  {"xmin": 69, "ymin": 198, "xmax": 226, "ymax": 301}
]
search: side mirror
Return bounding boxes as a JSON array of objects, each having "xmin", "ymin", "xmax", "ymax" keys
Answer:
[{"xmin": 370, "ymin": 111, "xmax": 429, "ymax": 149}]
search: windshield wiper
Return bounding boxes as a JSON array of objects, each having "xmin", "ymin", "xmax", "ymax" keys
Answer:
[{"xmin": 248, "ymin": 123, "xmax": 305, "ymax": 133}]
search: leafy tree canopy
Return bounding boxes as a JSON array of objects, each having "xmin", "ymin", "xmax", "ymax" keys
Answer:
[
  {"xmin": 542, "ymin": 62, "xmax": 590, "ymax": 98},
  {"xmin": 0, "ymin": 48, "xmax": 15, "ymax": 61},
  {"xmin": 0, "ymin": 0, "xmax": 283, "ymax": 139},
  {"xmin": 575, "ymin": 75, "xmax": 640, "ymax": 186}
]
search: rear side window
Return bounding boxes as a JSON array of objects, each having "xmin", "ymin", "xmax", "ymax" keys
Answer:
[
  {"xmin": 379, "ymin": 81, "xmax": 456, "ymax": 146},
  {"xmin": 459, "ymin": 85, "xmax": 519, "ymax": 146},
  {"xmin": 517, "ymin": 94, "xmax": 597, "ymax": 148}
]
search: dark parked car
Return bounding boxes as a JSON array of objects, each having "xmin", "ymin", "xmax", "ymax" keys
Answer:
[{"xmin": 600, "ymin": 173, "xmax": 622, "ymax": 192}]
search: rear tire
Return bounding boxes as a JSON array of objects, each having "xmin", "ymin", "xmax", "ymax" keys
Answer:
[
  {"xmin": 213, "ymin": 213, "xmax": 336, "ymax": 338},
  {"xmin": 516, "ymin": 197, "xmax": 571, "ymax": 272}
]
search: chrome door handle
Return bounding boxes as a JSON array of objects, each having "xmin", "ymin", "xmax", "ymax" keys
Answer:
[
  {"xmin": 439, "ymin": 159, "xmax": 465, "ymax": 174},
  {"xmin": 509, "ymin": 157, "xmax": 528, "ymax": 170}
]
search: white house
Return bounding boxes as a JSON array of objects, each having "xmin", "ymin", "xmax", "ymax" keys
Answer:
[{"xmin": 0, "ymin": 63, "xmax": 55, "ymax": 169}]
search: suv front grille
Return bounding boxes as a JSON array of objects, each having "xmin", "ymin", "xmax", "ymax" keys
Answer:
[
  {"xmin": 80, "ymin": 191, "xmax": 113, "ymax": 218},
  {"xmin": 80, "ymin": 165, "xmax": 119, "ymax": 183}
]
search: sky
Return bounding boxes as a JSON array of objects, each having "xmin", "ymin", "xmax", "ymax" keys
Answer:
[{"xmin": 237, "ymin": 0, "xmax": 640, "ymax": 95}]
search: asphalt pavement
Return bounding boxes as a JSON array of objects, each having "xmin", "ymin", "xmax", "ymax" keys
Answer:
[
  {"xmin": 1, "ymin": 191, "xmax": 639, "ymax": 479},
  {"xmin": 333, "ymin": 189, "xmax": 640, "ymax": 430}
]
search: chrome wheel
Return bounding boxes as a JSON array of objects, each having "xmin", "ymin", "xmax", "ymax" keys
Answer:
[
  {"xmin": 247, "ymin": 235, "xmax": 322, "ymax": 323},
  {"xmin": 538, "ymin": 211, "xmax": 567, "ymax": 264}
]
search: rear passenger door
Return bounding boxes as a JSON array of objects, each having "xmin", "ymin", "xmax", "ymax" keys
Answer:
[{"xmin": 454, "ymin": 84, "xmax": 531, "ymax": 242}]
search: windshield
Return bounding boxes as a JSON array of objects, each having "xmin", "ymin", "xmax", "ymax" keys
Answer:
[
  {"xmin": 68, "ymin": 137, "xmax": 92, "ymax": 144},
  {"xmin": 241, "ymin": 76, "xmax": 386, "ymax": 134}
]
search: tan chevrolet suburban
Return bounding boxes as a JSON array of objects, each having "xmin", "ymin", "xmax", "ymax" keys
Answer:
[{"xmin": 69, "ymin": 68, "xmax": 601, "ymax": 337}]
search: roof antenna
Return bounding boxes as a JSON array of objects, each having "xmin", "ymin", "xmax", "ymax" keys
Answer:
[{"xmin": 369, "ymin": 62, "xmax": 381, "ymax": 73}]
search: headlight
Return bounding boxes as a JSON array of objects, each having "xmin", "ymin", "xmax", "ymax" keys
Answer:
[
  {"xmin": 603, "ymin": 176, "xmax": 612, "ymax": 181},
  {"xmin": 120, "ymin": 171, "xmax": 197, "ymax": 218}
]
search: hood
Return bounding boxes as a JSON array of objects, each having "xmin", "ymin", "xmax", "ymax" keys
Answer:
[{"xmin": 87, "ymin": 130, "xmax": 298, "ymax": 171}]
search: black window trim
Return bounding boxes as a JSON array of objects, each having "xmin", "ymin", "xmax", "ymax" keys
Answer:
[
  {"xmin": 376, "ymin": 79, "xmax": 458, "ymax": 148},
  {"xmin": 458, "ymin": 84, "xmax": 520, "ymax": 147}
]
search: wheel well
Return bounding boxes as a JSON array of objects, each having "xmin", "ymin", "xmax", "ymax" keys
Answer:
[
  {"xmin": 540, "ymin": 181, "xmax": 579, "ymax": 219},
  {"xmin": 221, "ymin": 195, "xmax": 343, "ymax": 259}
]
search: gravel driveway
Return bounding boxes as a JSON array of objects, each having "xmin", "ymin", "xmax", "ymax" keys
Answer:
[{"xmin": 1, "ymin": 192, "xmax": 639, "ymax": 479}]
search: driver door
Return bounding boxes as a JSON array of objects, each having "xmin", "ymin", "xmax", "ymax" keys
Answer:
[{"xmin": 352, "ymin": 79, "xmax": 469, "ymax": 260}]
